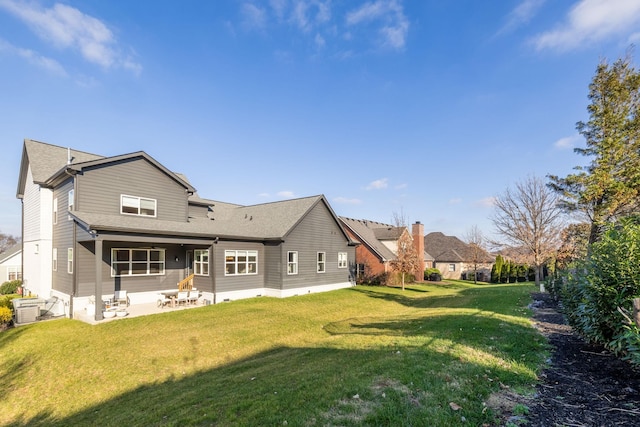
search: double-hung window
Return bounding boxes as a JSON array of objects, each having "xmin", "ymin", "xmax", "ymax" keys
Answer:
[
  {"xmin": 317, "ymin": 252, "xmax": 326, "ymax": 273},
  {"xmin": 338, "ymin": 252, "xmax": 347, "ymax": 268},
  {"xmin": 67, "ymin": 248, "xmax": 73, "ymax": 274},
  {"xmin": 7, "ymin": 266, "xmax": 21, "ymax": 281},
  {"xmin": 287, "ymin": 251, "xmax": 298, "ymax": 275},
  {"xmin": 52, "ymin": 248, "xmax": 58, "ymax": 272},
  {"xmin": 194, "ymin": 249, "xmax": 209, "ymax": 275},
  {"xmin": 111, "ymin": 248, "xmax": 165, "ymax": 276},
  {"xmin": 449, "ymin": 263, "xmax": 456, "ymax": 272},
  {"xmin": 225, "ymin": 250, "xmax": 258, "ymax": 275},
  {"xmin": 121, "ymin": 195, "xmax": 157, "ymax": 217},
  {"xmin": 68, "ymin": 189, "xmax": 74, "ymax": 220}
]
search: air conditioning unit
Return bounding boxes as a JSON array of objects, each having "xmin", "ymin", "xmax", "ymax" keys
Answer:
[{"xmin": 16, "ymin": 306, "xmax": 39, "ymax": 324}]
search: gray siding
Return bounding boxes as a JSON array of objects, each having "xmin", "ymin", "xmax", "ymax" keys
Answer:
[
  {"xmin": 214, "ymin": 241, "xmax": 264, "ymax": 294},
  {"xmin": 76, "ymin": 242, "xmax": 186, "ymax": 297},
  {"xmin": 188, "ymin": 203, "xmax": 209, "ymax": 219},
  {"xmin": 76, "ymin": 157, "xmax": 189, "ymax": 222},
  {"xmin": 52, "ymin": 178, "xmax": 75, "ymax": 295},
  {"xmin": 263, "ymin": 242, "xmax": 282, "ymax": 290},
  {"xmin": 281, "ymin": 203, "xmax": 354, "ymax": 290}
]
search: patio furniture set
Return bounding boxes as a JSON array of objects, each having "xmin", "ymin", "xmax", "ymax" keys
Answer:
[{"xmin": 157, "ymin": 288, "xmax": 200, "ymax": 308}]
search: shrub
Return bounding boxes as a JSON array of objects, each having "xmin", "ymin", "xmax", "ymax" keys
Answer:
[
  {"xmin": 0, "ymin": 306, "xmax": 12, "ymax": 327},
  {"xmin": 0, "ymin": 280, "xmax": 22, "ymax": 295},
  {"xmin": 557, "ymin": 216, "xmax": 640, "ymax": 363},
  {"xmin": 424, "ymin": 268, "xmax": 442, "ymax": 281}
]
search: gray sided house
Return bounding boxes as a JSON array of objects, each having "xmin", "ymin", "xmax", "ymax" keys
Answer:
[{"xmin": 16, "ymin": 139, "xmax": 356, "ymax": 321}]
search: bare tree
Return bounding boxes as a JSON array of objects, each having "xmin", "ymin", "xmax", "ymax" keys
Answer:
[
  {"xmin": 491, "ymin": 176, "xmax": 564, "ymax": 288},
  {"xmin": 389, "ymin": 209, "xmax": 421, "ymax": 290},
  {"xmin": 389, "ymin": 231, "xmax": 420, "ymax": 291},
  {"xmin": 0, "ymin": 232, "xmax": 19, "ymax": 254},
  {"xmin": 464, "ymin": 225, "xmax": 486, "ymax": 284}
]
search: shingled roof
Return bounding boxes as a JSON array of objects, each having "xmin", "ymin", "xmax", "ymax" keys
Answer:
[
  {"xmin": 339, "ymin": 217, "xmax": 398, "ymax": 262},
  {"xmin": 424, "ymin": 232, "xmax": 493, "ymax": 263}
]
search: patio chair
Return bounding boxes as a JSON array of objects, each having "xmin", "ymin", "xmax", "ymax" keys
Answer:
[
  {"xmin": 157, "ymin": 293, "xmax": 172, "ymax": 308},
  {"xmin": 114, "ymin": 290, "xmax": 130, "ymax": 307},
  {"xmin": 188, "ymin": 289, "xmax": 199, "ymax": 305},
  {"xmin": 175, "ymin": 291, "xmax": 188, "ymax": 306}
]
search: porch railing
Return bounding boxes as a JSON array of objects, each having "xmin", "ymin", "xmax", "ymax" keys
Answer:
[{"xmin": 178, "ymin": 273, "xmax": 195, "ymax": 291}]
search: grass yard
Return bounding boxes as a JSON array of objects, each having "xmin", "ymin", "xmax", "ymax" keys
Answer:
[{"xmin": 0, "ymin": 282, "xmax": 546, "ymax": 426}]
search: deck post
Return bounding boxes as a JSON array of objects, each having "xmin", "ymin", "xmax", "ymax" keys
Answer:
[{"xmin": 94, "ymin": 238, "xmax": 104, "ymax": 321}]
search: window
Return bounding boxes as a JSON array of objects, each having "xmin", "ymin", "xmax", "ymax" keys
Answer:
[
  {"xmin": 53, "ymin": 198, "xmax": 58, "ymax": 224},
  {"xmin": 225, "ymin": 250, "xmax": 258, "ymax": 275},
  {"xmin": 7, "ymin": 266, "xmax": 21, "ymax": 281},
  {"xmin": 194, "ymin": 249, "xmax": 209, "ymax": 276},
  {"xmin": 67, "ymin": 248, "xmax": 73, "ymax": 274},
  {"xmin": 287, "ymin": 251, "xmax": 298, "ymax": 275},
  {"xmin": 111, "ymin": 248, "xmax": 165, "ymax": 277},
  {"xmin": 52, "ymin": 248, "xmax": 57, "ymax": 271},
  {"xmin": 68, "ymin": 189, "xmax": 74, "ymax": 220},
  {"xmin": 338, "ymin": 252, "xmax": 347, "ymax": 268},
  {"xmin": 121, "ymin": 195, "xmax": 157, "ymax": 217},
  {"xmin": 317, "ymin": 252, "xmax": 326, "ymax": 273},
  {"xmin": 449, "ymin": 263, "xmax": 456, "ymax": 272}
]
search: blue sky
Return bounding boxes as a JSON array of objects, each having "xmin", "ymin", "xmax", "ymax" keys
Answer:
[{"xmin": 1, "ymin": 0, "xmax": 640, "ymax": 241}]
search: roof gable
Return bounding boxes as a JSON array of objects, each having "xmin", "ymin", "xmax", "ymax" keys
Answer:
[{"xmin": 339, "ymin": 217, "xmax": 398, "ymax": 261}]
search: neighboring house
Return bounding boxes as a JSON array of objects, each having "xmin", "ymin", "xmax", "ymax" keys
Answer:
[
  {"xmin": 16, "ymin": 139, "xmax": 357, "ymax": 321},
  {"xmin": 424, "ymin": 232, "xmax": 494, "ymax": 280},
  {"xmin": 0, "ymin": 243, "xmax": 22, "ymax": 283},
  {"xmin": 339, "ymin": 218, "xmax": 425, "ymax": 281}
]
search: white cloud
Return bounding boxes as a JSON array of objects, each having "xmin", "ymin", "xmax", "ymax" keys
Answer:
[
  {"xmin": 241, "ymin": 3, "xmax": 268, "ymax": 30},
  {"xmin": 474, "ymin": 197, "xmax": 497, "ymax": 208},
  {"xmin": 333, "ymin": 197, "xmax": 362, "ymax": 205},
  {"xmin": 497, "ymin": 0, "xmax": 546, "ymax": 35},
  {"xmin": 0, "ymin": 0, "xmax": 141, "ymax": 73},
  {"xmin": 366, "ymin": 178, "xmax": 388, "ymax": 190},
  {"xmin": 290, "ymin": 0, "xmax": 331, "ymax": 32},
  {"xmin": 532, "ymin": 0, "xmax": 640, "ymax": 51},
  {"xmin": 277, "ymin": 190, "xmax": 296, "ymax": 198},
  {"xmin": 394, "ymin": 183, "xmax": 407, "ymax": 190},
  {"xmin": 314, "ymin": 33, "xmax": 325, "ymax": 48},
  {"xmin": 554, "ymin": 134, "xmax": 581, "ymax": 150},
  {"xmin": 0, "ymin": 37, "xmax": 66, "ymax": 75},
  {"xmin": 448, "ymin": 198, "xmax": 462, "ymax": 205},
  {"xmin": 346, "ymin": 0, "xmax": 409, "ymax": 50}
]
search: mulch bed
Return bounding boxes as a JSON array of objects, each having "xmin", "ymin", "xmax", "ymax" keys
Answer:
[{"xmin": 524, "ymin": 292, "xmax": 640, "ymax": 426}]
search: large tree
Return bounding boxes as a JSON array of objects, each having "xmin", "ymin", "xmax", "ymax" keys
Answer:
[
  {"xmin": 548, "ymin": 54, "xmax": 640, "ymax": 244},
  {"xmin": 492, "ymin": 176, "xmax": 564, "ymax": 287},
  {"xmin": 389, "ymin": 231, "xmax": 420, "ymax": 291}
]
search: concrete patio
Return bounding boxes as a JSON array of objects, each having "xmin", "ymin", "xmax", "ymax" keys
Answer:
[{"xmin": 73, "ymin": 300, "xmax": 207, "ymax": 325}]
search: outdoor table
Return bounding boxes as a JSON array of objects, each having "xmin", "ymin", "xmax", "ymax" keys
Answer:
[{"xmin": 160, "ymin": 290, "xmax": 179, "ymax": 307}]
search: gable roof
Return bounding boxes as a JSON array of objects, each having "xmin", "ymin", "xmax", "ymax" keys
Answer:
[
  {"xmin": 0, "ymin": 243, "xmax": 21, "ymax": 263},
  {"xmin": 339, "ymin": 217, "xmax": 398, "ymax": 262},
  {"xmin": 424, "ymin": 232, "xmax": 493, "ymax": 263},
  {"xmin": 17, "ymin": 139, "xmax": 103, "ymax": 197},
  {"xmin": 73, "ymin": 195, "xmax": 352, "ymax": 243}
]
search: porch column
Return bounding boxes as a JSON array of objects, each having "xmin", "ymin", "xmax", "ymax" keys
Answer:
[{"xmin": 94, "ymin": 238, "xmax": 103, "ymax": 321}]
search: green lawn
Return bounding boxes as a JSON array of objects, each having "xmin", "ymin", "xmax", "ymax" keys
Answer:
[{"xmin": 0, "ymin": 282, "xmax": 546, "ymax": 426}]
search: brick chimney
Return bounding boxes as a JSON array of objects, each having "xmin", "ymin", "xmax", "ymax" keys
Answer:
[{"xmin": 412, "ymin": 221, "xmax": 425, "ymax": 282}]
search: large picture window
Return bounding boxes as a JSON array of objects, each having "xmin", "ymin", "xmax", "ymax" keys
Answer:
[
  {"xmin": 317, "ymin": 252, "xmax": 326, "ymax": 273},
  {"xmin": 194, "ymin": 249, "xmax": 209, "ymax": 276},
  {"xmin": 338, "ymin": 252, "xmax": 347, "ymax": 268},
  {"xmin": 121, "ymin": 195, "xmax": 157, "ymax": 217},
  {"xmin": 225, "ymin": 250, "xmax": 258, "ymax": 275},
  {"xmin": 111, "ymin": 248, "xmax": 165, "ymax": 277},
  {"xmin": 287, "ymin": 251, "xmax": 298, "ymax": 275}
]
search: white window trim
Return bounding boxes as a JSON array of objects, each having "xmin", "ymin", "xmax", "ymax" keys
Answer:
[
  {"xmin": 68, "ymin": 189, "xmax": 74, "ymax": 220},
  {"xmin": 111, "ymin": 248, "xmax": 166, "ymax": 277},
  {"xmin": 53, "ymin": 198, "xmax": 58, "ymax": 225},
  {"xmin": 53, "ymin": 248, "xmax": 58, "ymax": 272},
  {"xmin": 120, "ymin": 194, "xmax": 157, "ymax": 218},
  {"xmin": 317, "ymin": 252, "xmax": 326, "ymax": 273},
  {"xmin": 7, "ymin": 266, "xmax": 21, "ymax": 281},
  {"xmin": 67, "ymin": 248, "xmax": 73, "ymax": 274},
  {"xmin": 224, "ymin": 250, "xmax": 258, "ymax": 276},
  {"xmin": 287, "ymin": 251, "xmax": 298, "ymax": 275},
  {"xmin": 449, "ymin": 263, "xmax": 456, "ymax": 272},
  {"xmin": 194, "ymin": 249, "xmax": 209, "ymax": 276},
  {"xmin": 338, "ymin": 252, "xmax": 347, "ymax": 269}
]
